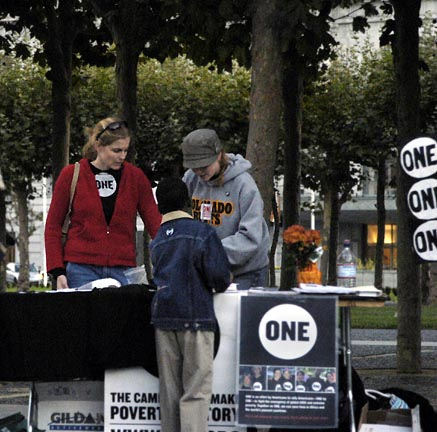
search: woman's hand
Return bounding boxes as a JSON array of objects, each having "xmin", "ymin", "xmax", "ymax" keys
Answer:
[{"xmin": 56, "ymin": 275, "xmax": 69, "ymax": 290}]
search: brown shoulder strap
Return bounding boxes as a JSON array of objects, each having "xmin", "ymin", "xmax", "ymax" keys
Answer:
[
  {"xmin": 68, "ymin": 162, "xmax": 80, "ymax": 209},
  {"xmin": 62, "ymin": 162, "xmax": 80, "ymax": 237}
]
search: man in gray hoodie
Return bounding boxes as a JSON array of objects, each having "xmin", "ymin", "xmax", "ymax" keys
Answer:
[{"xmin": 182, "ymin": 128, "xmax": 270, "ymax": 289}]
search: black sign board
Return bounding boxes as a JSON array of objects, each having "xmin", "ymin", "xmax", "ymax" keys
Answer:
[{"xmin": 237, "ymin": 295, "xmax": 337, "ymax": 429}]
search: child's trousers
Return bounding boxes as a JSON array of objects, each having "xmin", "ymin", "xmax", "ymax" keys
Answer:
[{"xmin": 155, "ymin": 328, "xmax": 214, "ymax": 432}]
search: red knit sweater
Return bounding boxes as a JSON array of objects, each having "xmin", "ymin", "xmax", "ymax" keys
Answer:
[{"xmin": 45, "ymin": 159, "xmax": 161, "ymax": 272}]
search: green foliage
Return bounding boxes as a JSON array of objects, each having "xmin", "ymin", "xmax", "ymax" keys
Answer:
[
  {"xmin": 135, "ymin": 57, "xmax": 250, "ymax": 177},
  {"xmin": 70, "ymin": 66, "xmax": 118, "ymax": 161},
  {"xmin": 155, "ymin": 0, "xmax": 251, "ymax": 70},
  {"xmin": 351, "ymin": 304, "xmax": 437, "ymax": 329},
  {"xmin": 68, "ymin": 56, "xmax": 250, "ymax": 178},
  {"xmin": 419, "ymin": 15, "xmax": 437, "ymax": 135},
  {"xmin": 0, "ymin": 1, "xmax": 113, "ymax": 68},
  {"xmin": 301, "ymin": 18, "xmax": 437, "ymax": 197},
  {"xmin": 6, "ymin": 284, "xmax": 50, "ymax": 293},
  {"xmin": 276, "ymin": 0, "xmax": 339, "ymax": 81},
  {"xmin": 388, "ymin": 289, "xmax": 397, "ymax": 302},
  {"xmin": 357, "ymin": 258, "xmax": 375, "ymax": 270},
  {"xmin": 0, "ymin": 55, "xmax": 52, "ymax": 191},
  {"xmin": 421, "ymin": 303, "xmax": 437, "ymax": 328},
  {"xmin": 1, "ymin": 17, "xmax": 434, "ymax": 188},
  {"xmin": 0, "ymin": 55, "xmax": 250, "ymax": 183},
  {"xmin": 301, "ymin": 47, "xmax": 365, "ymax": 195},
  {"xmin": 347, "ymin": 42, "xmax": 397, "ymax": 167}
]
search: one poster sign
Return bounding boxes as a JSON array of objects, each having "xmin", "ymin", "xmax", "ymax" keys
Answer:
[
  {"xmin": 105, "ymin": 367, "xmax": 161, "ymax": 432},
  {"xmin": 407, "ymin": 178, "xmax": 437, "ymax": 220},
  {"xmin": 237, "ymin": 295, "xmax": 337, "ymax": 429},
  {"xmin": 413, "ymin": 219, "xmax": 437, "ymax": 261},
  {"xmin": 105, "ymin": 292, "xmax": 246, "ymax": 432},
  {"xmin": 400, "ymin": 136, "xmax": 437, "ymax": 179},
  {"xmin": 258, "ymin": 303, "xmax": 317, "ymax": 360}
]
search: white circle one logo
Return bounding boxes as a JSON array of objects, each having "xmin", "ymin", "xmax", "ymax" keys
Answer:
[
  {"xmin": 252, "ymin": 382, "xmax": 262, "ymax": 391},
  {"xmin": 95, "ymin": 173, "xmax": 117, "ymax": 197},
  {"xmin": 312, "ymin": 382, "xmax": 322, "ymax": 392},
  {"xmin": 283, "ymin": 381, "xmax": 293, "ymax": 391},
  {"xmin": 258, "ymin": 304, "xmax": 317, "ymax": 360},
  {"xmin": 400, "ymin": 137, "xmax": 437, "ymax": 179},
  {"xmin": 413, "ymin": 220, "xmax": 437, "ymax": 260},
  {"xmin": 407, "ymin": 178, "xmax": 437, "ymax": 220}
]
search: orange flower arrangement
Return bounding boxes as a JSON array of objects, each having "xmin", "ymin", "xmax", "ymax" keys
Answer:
[{"xmin": 283, "ymin": 224, "xmax": 322, "ymax": 270}]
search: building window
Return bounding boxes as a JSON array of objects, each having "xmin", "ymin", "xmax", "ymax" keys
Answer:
[{"xmin": 366, "ymin": 224, "xmax": 397, "ymax": 269}]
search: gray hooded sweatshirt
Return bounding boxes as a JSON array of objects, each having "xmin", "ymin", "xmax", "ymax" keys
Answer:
[{"xmin": 183, "ymin": 153, "xmax": 269, "ymax": 276}]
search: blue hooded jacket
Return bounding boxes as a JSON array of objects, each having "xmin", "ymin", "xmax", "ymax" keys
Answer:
[{"xmin": 150, "ymin": 211, "xmax": 230, "ymax": 331}]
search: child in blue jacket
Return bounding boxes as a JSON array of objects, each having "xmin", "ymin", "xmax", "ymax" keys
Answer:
[{"xmin": 150, "ymin": 177, "xmax": 231, "ymax": 432}]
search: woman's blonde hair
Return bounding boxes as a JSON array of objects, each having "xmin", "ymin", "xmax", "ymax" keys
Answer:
[
  {"xmin": 82, "ymin": 116, "xmax": 130, "ymax": 160},
  {"xmin": 215, "ymin": 150, "xmax": 229, "ymax": 186}
]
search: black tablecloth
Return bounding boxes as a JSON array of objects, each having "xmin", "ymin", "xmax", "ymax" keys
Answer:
[{"xmin": 0, "ymin": 285, "xmax": 157, "ymax": 381}]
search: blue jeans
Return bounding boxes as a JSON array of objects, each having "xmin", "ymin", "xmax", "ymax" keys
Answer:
[
  {"xmin": 66, "ymin": 262, "xmax": 130, "ymax": 288},
  {"xmin": 234, "ymin": 266, "xmax": 269, "ymax": 290}
]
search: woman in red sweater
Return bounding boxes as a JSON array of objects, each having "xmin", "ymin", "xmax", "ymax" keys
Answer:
[{"xmin": 45, "ymin": 116, "xmax": 161, "ymax": 289}]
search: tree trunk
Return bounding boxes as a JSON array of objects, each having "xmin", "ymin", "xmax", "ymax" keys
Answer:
[
  {"xmin": 321, "ymin": 185, "xmax": 340, "ymax": 285},
  {"xmin": 427, "ymin": 263, "xmax": 437, "ymax": 303},
  {"xmin": 321, "ymin": 189, "xmax": 332, "ymax": 285},
  {"xmin": 391, "ymin": 0, "xmax": 422, "ymax": 373},
  {"xmin": 114, "ymin": 40, "xmax": 139, "ymax": 161},
  {"xmin": 50, "ymin": 73, "xmax": 71, "ymax": 182},
  {"xmin": 246, "ymin": 0, "xmax": 282, "ymax": 222},
  {"xmin": 280, "ymin": 64, "xmax": 303, "ymax": 290},
  {"xmin": 374, "ymin": 156, "xmax": 386, "ymax": 289},
  {"xmin": 420, "ymin": 263, "xmax": 430, "ymax": 305},
  {"xmin": 43, "ymin": 0, "xmax": 75, "ymax": 183},
  {"xmin": 92, "ymin": 0, "xmax": 152, "ymax": 162},
  {"xmin": 327, "ymin": 187, "xmax": 340, "ymax": 285},
  {"xmin": 90, "ymin": 1, "xmax": 156, "ymax": 279},
  {"xmin": 15, "ymin": 185, "xmax": 30, "ymax": 292},
  {"xmin": 0, "ymin": 189, "xmax": 6, "ymax": 292}
]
